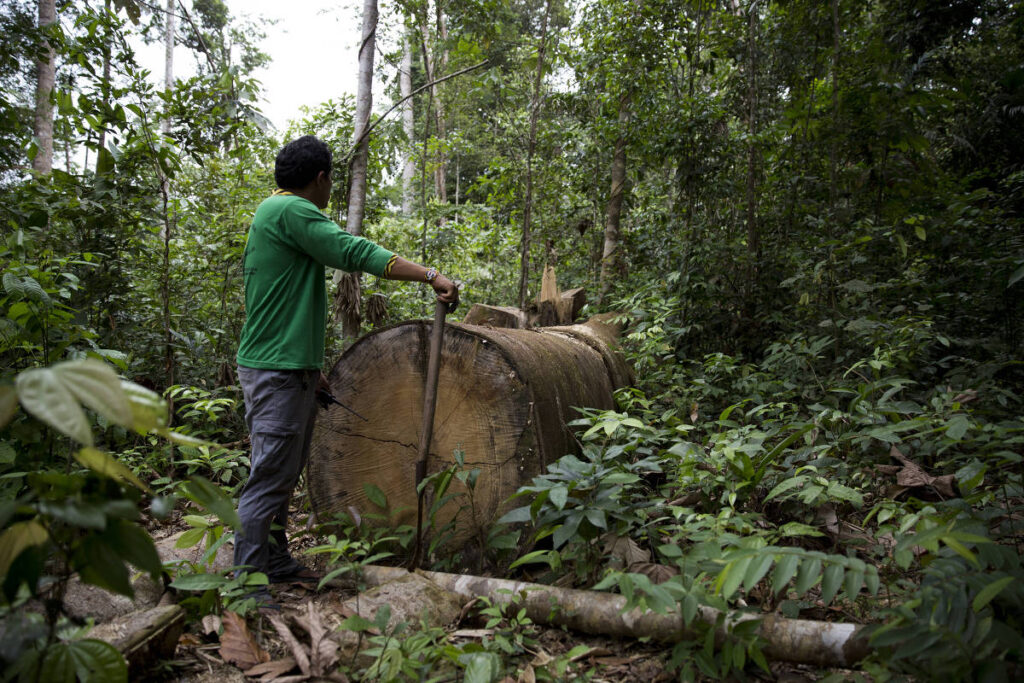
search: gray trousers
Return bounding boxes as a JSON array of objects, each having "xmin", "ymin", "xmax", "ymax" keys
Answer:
[{"xmin": 234, "ymin": 366, "xmax": 318, "ymax": 579}]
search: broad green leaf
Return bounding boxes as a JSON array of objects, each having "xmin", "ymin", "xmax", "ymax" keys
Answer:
[
  {"xmin": 16, "ymin": 367, "xmax": 92, "ymax": 446},
  {"xmin": 765, "ymin": 477, "xmax": 804, "ymax": 502},
  {"xmin": 584, "ymin": 508, "xmax": 607, "ymax": 529},
  {"xmin": 55, "ymin": 360, "xmax": 132, "ymax": 429},
  {"xmin": 553, "ymin": 511, "xmax": 583, "ymax": 549},
  {"xmin": 772, "ymin": 554, "xmax": 799, "ymax": 595},
  {"xmin": 945, "ymin": 415, "xmax": 970, "ymax": 441},
  {"xmin": 496, "ymin": 506, "xmax": 531, "ymax": 524},
  {"xmin": 509, "ymin": 549, "xmax": 553, "ymax": 569},
  {"xmin": 603, "ymin": 472, "xmax": 640, "ymax": 484},
  {"xmin": 717, "ymin": 556, "xmax": 752, "ymax": 599},
  {"xmin": 0, "ymin": 384, "xmax": 17, "ymax": 429},
  {"xmin": 41, "ymin": 639, "xmax": 128, "ymax": 683},
  {"xmin": 105, "ymin": 519, "xmax": 162, "ymax": 576},
  {"xmin": 682, "ymin": 593, "xmax": 699, "ymax": 625},
  {"xmin": 175, "ymin": 527, "xmax": 208, "ymax": 549},
  {"xmin": 844, "ymin": 568, "xmax": 864, "ymax": 600},
  {"xmin": 120, "ymin": 381, "xmax": 166, "ymax": 433},
  {"xmin": 338, "ymin": 613, "xmax": 376, "ymax": 631},
  {"xmin": 820, "ymin": 564, "xmax": 844, "ymax": 605},
  {"xmin": 37, "ymin": 501, "xmax": 105, "ymax": 529},
  {"xmin": 75, "ymin": 448, "xmax": 149, "ymax": 492},
  {"xmin": 158, "ymin": 429, "xmax": 211, "ymax": 447},
  {"xmin": 364, "ymin": 483, "xmax": 388, "ymax": 509},
  {"xmin": 743, "ymin": 555, "xmax": 774, "ymax": 591},
  {"xmin": 794, "ymin": 557, "xmax": 821, "ymax": 595},
  {"xmin": 182, "ymin": 476, "xmax": 241, "ymax": 530},
  {"xmin": 169, "ymin": 573, "xmax": 229, "ymax": 591},
  {"xmin": 550, "ymin": 485, "xmax": 568, "ymax": 510},
  {"xmin": 973, "ymin": 576, "xmax": 1014, "ymax": 612},
  {"xmin": 0, "ymin": 520, "xmax": 49, "ymax": 575},
  {"xmin": 461, "ymin": 652, "xmax": 502, "ymax": 683},
  {"xmin": 78, "ymin": 535, "xmax": 132, "ymax": 596},
  {"xmin": 915, "ymin": 225, "xmax": 926, "ymax": 241},
  {"xmin": 942, "ymin": 535, "xmax": 980, "ymax": 568},
  {"xmin": 864, "ymin": 565, "xmax": 880, "ymax": 595},
  {"xmin": 777, "ymin": 522, "xmax": 825, "ymax": 538}
]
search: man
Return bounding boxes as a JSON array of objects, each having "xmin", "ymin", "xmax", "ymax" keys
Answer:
[{"xmin": 234, "ymin": 135, "xmax": 458, "ymax": 607}]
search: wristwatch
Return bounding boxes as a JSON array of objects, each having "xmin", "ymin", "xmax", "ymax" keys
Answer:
[{"xmin": 424, "ymin": 268, "xmax": 439, "ymax": 283}]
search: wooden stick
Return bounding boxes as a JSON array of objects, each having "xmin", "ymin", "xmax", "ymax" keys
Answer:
[{"xmin": 410, "ymin": 299, "xmax": 449, "ymax": 569}]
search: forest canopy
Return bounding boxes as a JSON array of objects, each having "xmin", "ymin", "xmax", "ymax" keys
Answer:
[{"xmin": 0, "ymin": 0, "xmax": 1022, "ymax": 680}]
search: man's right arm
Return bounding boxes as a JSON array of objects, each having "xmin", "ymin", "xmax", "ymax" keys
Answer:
[{"xmin": 384, "ymin": 257, "xmax": 459, "ymax": 304}]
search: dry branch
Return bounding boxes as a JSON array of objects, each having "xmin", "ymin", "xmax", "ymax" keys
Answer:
[{"xmin": 352, "ymin": 566, "xmax": 871, "ymax": 668}]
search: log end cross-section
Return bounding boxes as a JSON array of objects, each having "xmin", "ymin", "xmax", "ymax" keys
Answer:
[{"xmin": 308, "ymin": 319, "xmax": 630, "ymax": 546}]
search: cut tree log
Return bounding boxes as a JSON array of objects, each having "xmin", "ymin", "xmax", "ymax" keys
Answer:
[
  {"xmin": 308, "ymin": 317, "xmax": 631, "ymax": 545},
  {"xmin": 351, "ymin": 566, "xmax": 871, "ymax": 669}
]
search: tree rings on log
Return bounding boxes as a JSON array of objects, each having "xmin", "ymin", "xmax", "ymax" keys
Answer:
[{"xmin": 307, "ymin": 319, "xmax": 631, "ymax": 546}]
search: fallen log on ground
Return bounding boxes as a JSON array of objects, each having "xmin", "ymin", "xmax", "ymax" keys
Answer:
[
  {"xmin": 350, "ymin": 566, "xmax": 871, "ymax": 668},
  {"xmin": 308, "ymin": 316, "xmax": 631, "ymax": 545}
]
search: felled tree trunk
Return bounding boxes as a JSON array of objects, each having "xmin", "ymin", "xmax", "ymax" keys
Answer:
[
  {"xmin": 353, "ymin": 566, "xmax": 871, "ymax": 668},
  {"xmin": 307, "ymin": 317, "xmax": 631, "ymax": 544}
]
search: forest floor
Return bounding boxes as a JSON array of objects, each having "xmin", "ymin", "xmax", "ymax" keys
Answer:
[{"xmin": 136, "ymin": 511, "xmax": 835, "ymax": 682}]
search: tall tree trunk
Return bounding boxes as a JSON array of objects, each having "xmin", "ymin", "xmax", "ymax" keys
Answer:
[
  {"xmin": 163, "ymin": 0, "xmax": 175, "ymax": 136},
  {"xmin": 336, "ymin": 0, "xmax": 378, "ymax": 339},
  {"xmin": 517, "ymin": 0, "xmax": 552, "ymax": 310},
  {"xmin": 420, "ymin": 3, "xmax": 448, "ymax": 206},
  {"xmin": 400, "ymin": 29, "xmax": 416, "ymax": 215},
  {"xmin": 829, "ymin": 0, "xmax": 839, "ymax": 217},
  {"xmin": 599, "ymin": 94, "xmax": 630, "ymax": 306},
  {"xmin": 32, "ymin": 0, "xmax": 56, "ymax": 174},
  {"xmin": 745, "ymin": 2, "xmax": 759, "ymax": 260},
  {"xmin": 96, "ymin": 0, "xmax": 112, "ymax": 166},
  {"xmin": 161, "ymin": 0, "xmax": 177, "ymax": 394},
  {"xmin": 432, "ymin": 2, "xmax": 449, "ymax": 204}
]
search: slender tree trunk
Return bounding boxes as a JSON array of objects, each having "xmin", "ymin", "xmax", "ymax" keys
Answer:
[
  {"xmin": 163, "ymin": 0, "xmax": 175, "ymax": 136},
  {"xmin": 161, "ymin": 0, "xmax": 176, "ymax": 393},
  {"xmin": 347, "ymin": 0, "xmax": 377, "ymax": 236},
  {"xmin": 745, "ymin": 2, "xmax": 759, "ymax": 260},
  {"xmin": 829, "ymin": 0, "xmax": 839, "ymax": 217},
  {"xmin": 32, "ymin": 0, "xmax": 56, "ymax": 174},
  {"xmin": 518, "ymin": 0, "xmax": 552, "ymax": 310},
  {"xmin": 400, "ymin": 29, "xmax": 416, "ymax": 215},
  {"xmin": 599, "ymin": 94, "xmax": 630, "ymax": 306},
  {"xmin": 432, "ymin": 2, "xmax": 449, "ymax": 204},
  {"xmin": 96, "ymin": 0, "xmax": 112, "ymax": 165},
  {"xmin": 336, "ymin": 0, "xmax": 378, "ymax": 339}
]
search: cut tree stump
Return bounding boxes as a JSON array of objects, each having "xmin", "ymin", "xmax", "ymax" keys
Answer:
[{"xmin": 307, "ymin": 317, "xmax": 631, "ymax": 545}]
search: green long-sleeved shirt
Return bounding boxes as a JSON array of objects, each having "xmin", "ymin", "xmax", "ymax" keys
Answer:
[{"xmin": 236, "ymin": 193, "xmax": 393, "ymax": 370}]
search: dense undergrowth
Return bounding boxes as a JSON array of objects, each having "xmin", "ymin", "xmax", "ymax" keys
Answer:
[{"xmin": 500, "ymin": 278, "xmax": 1024, "ymax": 679}]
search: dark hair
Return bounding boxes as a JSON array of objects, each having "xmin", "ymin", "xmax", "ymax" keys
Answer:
[{"xmin": 274, "ymin": 135, "xmax": 331, "ymax": 189}]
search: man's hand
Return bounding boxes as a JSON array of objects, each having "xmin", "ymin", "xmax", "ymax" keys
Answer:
[
  {"xmin": 432, "ymin": 274, "xmax": 459, "ymax": 305},
  {"xmin": 318, "ymin": 371, "xmax": 331, "ymax": 393}
]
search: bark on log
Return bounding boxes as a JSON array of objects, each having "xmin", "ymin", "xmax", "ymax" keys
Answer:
[
  {"xmin": 90, "ymin": 605, "xmax": 186, "ymax": 676},
  {"xmin": 308, "ymin": 318, "xmax": 631, "ymax": 544},
  {"xmin": 352, "ymin": 566, "xmax": 871, "ymax": 668}
]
